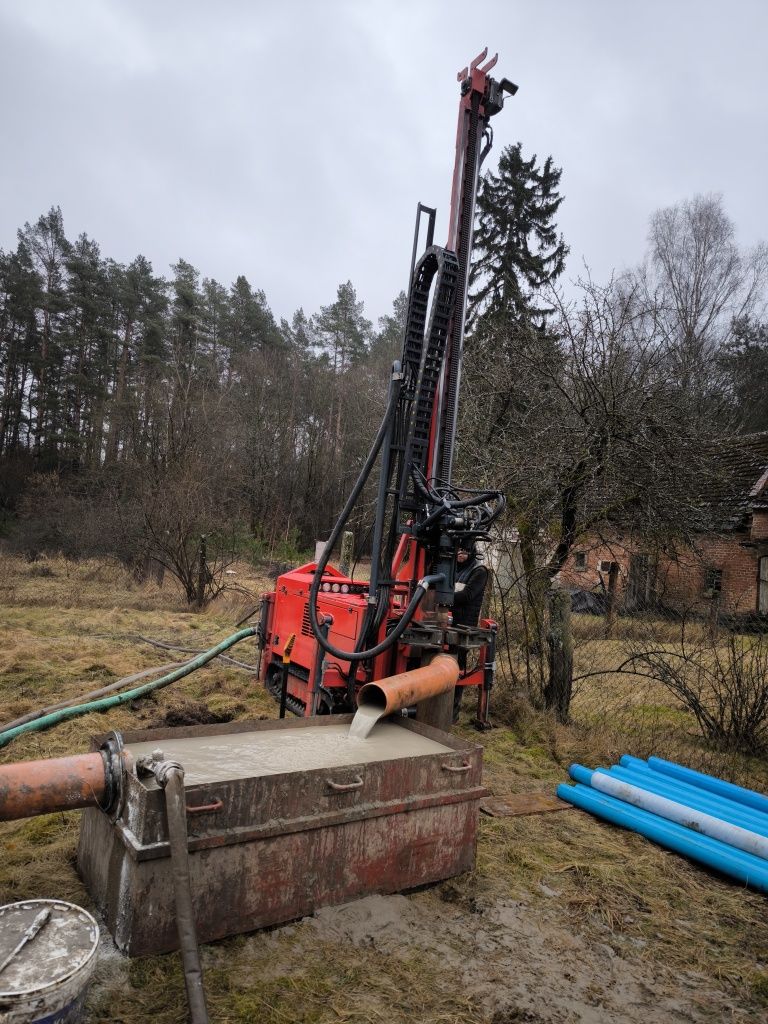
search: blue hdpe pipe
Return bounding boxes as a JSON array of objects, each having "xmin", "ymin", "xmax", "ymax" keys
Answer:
[
  {"xmin": 619, "ymin": 754, "xmax": 650, "ymax": 771},
  {"xmin": 647, "ymin": 757, "xmax": 768, "ymax": 817},
  {"xmin": 568, "ymin": 765, "xmax": 768, "ymax": 860},
  {"xmin": 556, "ymin": 782, "xmax": 768, "ymax": 892},
  {"xmin": 605, "ymin": 765, "xmax": 768, "ymax": 838}
]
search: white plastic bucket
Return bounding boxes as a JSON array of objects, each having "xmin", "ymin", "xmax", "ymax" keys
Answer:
[{"xmin": 0, "ymin": 900, "xmax": 99, "ymax": 1024}]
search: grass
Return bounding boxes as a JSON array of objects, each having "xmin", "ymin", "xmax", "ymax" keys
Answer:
[{"xmin": 1, "ymin": 551, "xmax": 767, "ymax": 1022}]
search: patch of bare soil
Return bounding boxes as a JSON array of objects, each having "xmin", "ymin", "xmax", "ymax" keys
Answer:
[
  {"xmin": 303, "ymin": 892, "xmax": 745, "ymax": 1023},
  {"xmin": 152, "ymin": 700, "xmax": 235, "ymax": 728}
]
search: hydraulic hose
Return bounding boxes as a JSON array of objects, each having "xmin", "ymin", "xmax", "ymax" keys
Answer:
[
  {"xmin": 0, "ymin": 627, "xmax": 258, "ymax": 749},
  {"xmin": 311, "ymin": 573, "xmax": 445, "ymax": 664},
  {"xmin": 309, "ymin": 373, "xmax": 434, "ymax": 663},
  {"xmin": 154, "ymin": 760, "xmax": 209, "ymax": 1024}
]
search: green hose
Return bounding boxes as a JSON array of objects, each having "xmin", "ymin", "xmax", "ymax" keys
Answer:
[{"xmin": 0, "ymin": 627, "xmax": 258, "ymax": 750}]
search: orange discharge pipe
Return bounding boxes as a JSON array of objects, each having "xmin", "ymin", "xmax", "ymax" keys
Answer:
[
  {"xmin": 356, "ymin": 654, "xmax": 460, "ymax": 715},
  {"xmin": 0, "ymin": 751, "xmax": 108, "ymax": 822}
]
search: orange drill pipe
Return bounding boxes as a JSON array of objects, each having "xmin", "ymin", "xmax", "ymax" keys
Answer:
[
  {"xmin": 357, "ymin": 654, "xmax": 460, "ymax": 716},
  {"xmin": 0, "ymin": 751, "xmax": 108, "ymax": 822}
]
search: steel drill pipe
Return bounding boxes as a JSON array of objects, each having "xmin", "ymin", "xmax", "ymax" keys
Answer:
[
  {"xmin": 356, "ymin": 654, "xmax": 460, "ymax": 716},
  {"xmin": 0, "ymin": 752, "xmax": 108, "ymax": 821}
]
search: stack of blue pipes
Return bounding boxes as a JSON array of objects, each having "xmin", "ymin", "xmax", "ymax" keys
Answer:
[{"xmin": 558, "ymin": 756, "xmax": 768, "ymax": 893}]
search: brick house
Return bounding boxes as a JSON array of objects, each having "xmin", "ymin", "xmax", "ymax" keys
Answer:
[{"xmin": 559, "ymin": 433, "xmax": 768, "ymax": 617}]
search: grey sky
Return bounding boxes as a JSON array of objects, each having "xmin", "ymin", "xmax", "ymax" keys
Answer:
[{"xmin": 1, "ymin": 0, "xmax": 766, "ymax": 326}]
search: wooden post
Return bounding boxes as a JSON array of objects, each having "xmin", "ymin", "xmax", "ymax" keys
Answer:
[
  {"xmin": 196, "ymin": 535, "xmax": 207, "ymax": 609},
  {"xmin": 605, "ymin": 561, "xmax": 619, "ymax": 637},
  {"xmin": 544, "ymin": 588, "xmax": 573, "ymax": 724},
  {"xmin": 339, "ymin": 530, "xmax": 354, "ymax": 577},
  {"xmin": 708, "ymin": 592, "xmax": 720, "ymax": 642}
]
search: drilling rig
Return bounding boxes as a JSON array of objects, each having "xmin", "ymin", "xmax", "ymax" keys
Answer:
[{"xmin": 257, "ymin": 50, "xmax": 516, "ymax": 727}]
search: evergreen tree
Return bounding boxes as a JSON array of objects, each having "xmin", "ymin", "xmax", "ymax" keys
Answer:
[
  {"xmin": 63, "ymin": 233, "xmax": 112, "ymax": 466},
  {"xmin": 314, "ymin": 281, "xmax": 371, "ymax": 372},
  {"xmin": 200, "ymin": 277, "xmax": 229, "ymax": 380},
  {"xmin": 719, "ymin": 317, "xmax": 768, "ymax": 432},
  {"xmin": 469, "ymin": 142, "xmax": 568, "ymax": 330},
  {"xmin": 369, "ymin": 290, "xmax": 407, "ymax": 369},
  {"xmin": 0, "ymin": 242, "xmax": 41, "ymax": 459},
  {"xmin": 17, "ymin": 206, "xmax": 71, "ymax": 458},
  {"xmin": 225, "ymin": 275, "xmax": 281, "ymax": 383}
]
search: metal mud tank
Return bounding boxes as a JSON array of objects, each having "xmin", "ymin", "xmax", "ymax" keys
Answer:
[{"xmin": 77, "ymin": 714, "xmax": 487, "ymax": 955}]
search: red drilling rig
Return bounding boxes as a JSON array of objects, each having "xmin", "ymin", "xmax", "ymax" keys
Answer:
[{"xmin": 257, "ymin": 50, "xmax": 516, "ymax": 728}]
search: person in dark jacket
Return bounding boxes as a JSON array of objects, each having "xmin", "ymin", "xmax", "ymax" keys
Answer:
[{"xmin": 452, "ymin": 542, "xmax": 489, "ymax": 719}]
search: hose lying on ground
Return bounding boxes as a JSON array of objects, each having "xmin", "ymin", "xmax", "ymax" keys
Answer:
[
  {"xmin": 0, "ymin": 662, "xmax": 183, "ymax": 733},
  {"xmin": 0, "ymin": 627, "xmax": 258, "ymax": 750}
]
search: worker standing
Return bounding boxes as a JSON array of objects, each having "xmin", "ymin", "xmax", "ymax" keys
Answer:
[{"xmin": 452, "ymin": 542, "xmax": 489, "ymax": 720}]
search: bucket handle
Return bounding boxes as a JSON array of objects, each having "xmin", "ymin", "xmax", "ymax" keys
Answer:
[{"xmin": 442, "ymin": 761, "xmax": 471, "ymax": 774}]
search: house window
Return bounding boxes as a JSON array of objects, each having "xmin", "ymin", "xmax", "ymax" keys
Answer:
[
  {"xmin": 598, "ymin": 560, "xmax": 618, "ymax": 574},
  {"xmin": 704, "ymin": 568, "xmax": 723, "ymax": 596},
  {"xmin": 574, "ymin": 551, "xmax": 586, "ymax": 571}
]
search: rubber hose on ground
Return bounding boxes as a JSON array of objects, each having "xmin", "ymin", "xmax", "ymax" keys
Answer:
[{"xmin": 0, "ymin": 627, "xmax": 258, "ymax": 749}]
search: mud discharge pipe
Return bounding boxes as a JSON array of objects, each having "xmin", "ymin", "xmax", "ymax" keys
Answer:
[
  {"xmin": 0, "ymin": 734, "xmax": 126, "ymax": 822},
  {"xmin": 356, "ymin": 654, "xmax": 460, "ymax": 716}
]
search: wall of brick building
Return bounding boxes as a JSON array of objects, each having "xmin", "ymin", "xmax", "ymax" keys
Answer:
[
  {"xmin": 559, "ymin": 535, "xmax": 635, "ymax": 595},
  {"xmin": 560, "ymin": 529, "xmax": 762, "ymax": 615},
  {"xmin": 658, "ymin": 534, "xmax": 758, "ymax": 614},
  {"xmin": 752, "ymin": 510, "xmax": 768, "ymax": 541}
]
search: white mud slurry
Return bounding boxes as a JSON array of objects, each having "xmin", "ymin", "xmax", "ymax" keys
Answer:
[
  {"xmin": 127, "ymin": 722, "xmax": 451, "ymax": 786},
  {"xmin": 348, "ymin": 704, "xmax": 385, "ymax": 740}
]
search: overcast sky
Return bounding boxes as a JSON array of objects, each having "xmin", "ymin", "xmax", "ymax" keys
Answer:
[{"xmin": 1, "ymin": 0, "xmax": 766, "ymax": 326}]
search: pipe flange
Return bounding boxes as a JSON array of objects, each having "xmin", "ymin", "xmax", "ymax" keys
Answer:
[{"xmin": 99, "ymin": 730, "xmax": 126, "ymax": 822}]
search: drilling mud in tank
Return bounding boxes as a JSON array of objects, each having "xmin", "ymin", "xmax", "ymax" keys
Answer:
[{"xmin": 126, "ymin": 721, "xmax": 451, "ymax": 785}]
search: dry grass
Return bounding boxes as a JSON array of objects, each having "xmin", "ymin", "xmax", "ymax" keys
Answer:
[{"xmin": 1, "ymin": 552, "xmax": 767, "ymax": 1021}]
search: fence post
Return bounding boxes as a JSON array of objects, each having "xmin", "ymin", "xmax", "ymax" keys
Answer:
[
  {"xmin": 605, "ymin": 561, "xmax": 619, "ymax": 637},
  {"xmin": 544, "ymin": 587, "xmax": 574, "ymax": 723},
  {"xmin": 196, "ymin": 535, "xmax": 207, "ymax": 609}
]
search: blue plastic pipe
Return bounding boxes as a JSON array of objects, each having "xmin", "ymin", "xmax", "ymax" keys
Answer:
[
  {"xmin": 619, "ymin": 754, "xmax": 650, "ymax": 771},
  {"xmin": 568, "ymin": 765, "xmax": 768, "ymax": 860},
  {"xmin": 647, "ymin": 757, "xmax": 768, "ymax": 816},
  {"xmin": 557, "ymin": 782, "xmax": 768, "ymax": 892},
  {"xmin": 605, "ymin": 765, "xmax": 768, "ymax": 838}
]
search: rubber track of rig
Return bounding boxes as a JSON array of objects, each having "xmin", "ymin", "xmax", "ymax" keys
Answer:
[{"xmin": 399, "ymin": 245, "xmax": 459, "ymax": 498}]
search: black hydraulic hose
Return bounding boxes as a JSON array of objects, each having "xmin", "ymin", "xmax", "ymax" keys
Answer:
[
  {"xmin": 308, "ymin": 376, "xmax": 404, "ymax": 662},
  {"xmin": 306, "ymin": 366, "xmax": 447, "ymax": 663},
  {"xmin": 155, "ymin": 761, "xmax": 209, "ymax": 1024},
  {"xmin": 310, "ymin": 572, "xmax": 444, "ymax": 663}
]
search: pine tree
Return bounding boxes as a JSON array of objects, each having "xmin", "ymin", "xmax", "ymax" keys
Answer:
[
  {"xmin": 469, "ymin": 142, "xmax": 568, "ymax": 330},
  {"xmin": 17, "ymin": 207, "xmax": 71, "ymax": 458},
  {"xmin": 314, "ymin": 281, "xmax": 371, "ymax": 372},
  {"xmin": 719, "ymin": 317, "xmax": 768, "ymax": 432}
]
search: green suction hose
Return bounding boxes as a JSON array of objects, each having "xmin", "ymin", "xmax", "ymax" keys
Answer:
[{"xmin": 0, "ymin": 627, "xmax": 258, "ymax": 750}]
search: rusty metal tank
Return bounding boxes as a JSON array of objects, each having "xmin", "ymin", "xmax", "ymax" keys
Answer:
[{"xmin": 77, "ymin": 715, "xmax": 486, "ymax": 955}]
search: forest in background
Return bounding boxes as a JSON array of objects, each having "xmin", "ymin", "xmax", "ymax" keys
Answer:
[{"xmin": 2, "ymin": 143, "xmax": 767, "ymax": 608}]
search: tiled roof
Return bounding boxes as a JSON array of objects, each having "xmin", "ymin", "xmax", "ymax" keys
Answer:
[{"xmin": 706, "ymin": 432, "xmax": 768, "ymax": 527}]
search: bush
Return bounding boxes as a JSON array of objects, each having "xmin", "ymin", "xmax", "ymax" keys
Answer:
[{"xmin": 630, "ymin": 629, "xmax": 768, "ymax": 754}]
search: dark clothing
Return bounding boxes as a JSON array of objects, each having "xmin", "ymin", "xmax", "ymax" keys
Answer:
[
  {"xmin": 453, "ymin": 557, "xmax": 489, "ymax": 629},
  {"xmin": 452, "ymin": 557, "xmax": 489, "ymax": 713}
]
